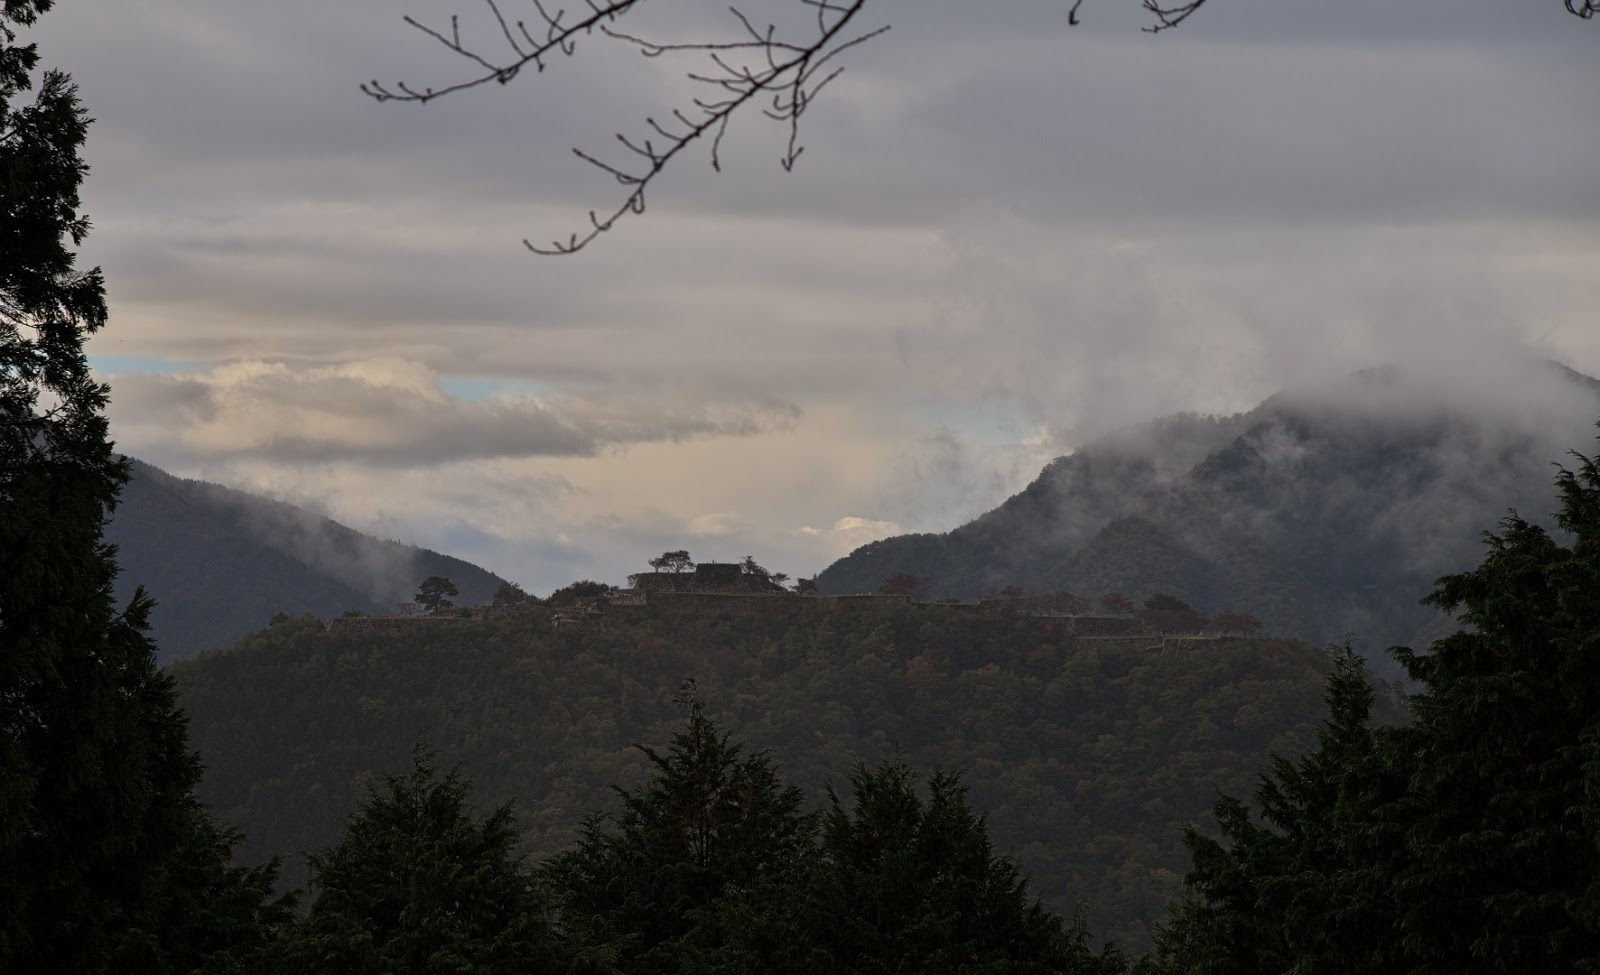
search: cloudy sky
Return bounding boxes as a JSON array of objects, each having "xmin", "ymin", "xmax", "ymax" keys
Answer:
[{"xmin": 35, "ymin": 0, "xmax": 1600, "ymax": 595}]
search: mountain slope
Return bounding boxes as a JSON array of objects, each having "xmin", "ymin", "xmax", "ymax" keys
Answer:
[
  {"xmin": 107, "ymin": 459, "xmax": 510, "ymax": 661},
  {"xmin": 817, "ymin": 361, "xmax": 1600, "ymax": 659}
]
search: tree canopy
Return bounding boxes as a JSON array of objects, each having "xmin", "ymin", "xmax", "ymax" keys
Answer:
[
  {"xmin": 414, "ymin": 574, "xmax": 460, "ymax": 613},
  {"xmin": 1148, "ymin": 437, "xmax": 1600, "ymax": 973},
  {"xmin": 268, "ymin": 747, "xmax": 559, "ymax": 974}
]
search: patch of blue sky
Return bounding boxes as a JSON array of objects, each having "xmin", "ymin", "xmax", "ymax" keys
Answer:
[
  {"xmin": 88, "ymin": 355, "xmax": 197, "ymax": 376},
  {"xmin": 915, "ymin": 401, "xmax": 1037, "ymax": 448},
  {"xmin": 437, "ymin": 376, "xmax": 565, "ymax": 402}
]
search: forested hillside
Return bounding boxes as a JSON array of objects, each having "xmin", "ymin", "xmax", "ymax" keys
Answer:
[
  {"xmin": 818, "ymin": 363, "xmax": 1600, "ymax": 663},
  {"xmin": 173, "ymin": 598, "xmax": 1385, "ymax": 949},
  {"xmin": 107, "ymin": 458, "xmax": 510, "ymax": 660}
]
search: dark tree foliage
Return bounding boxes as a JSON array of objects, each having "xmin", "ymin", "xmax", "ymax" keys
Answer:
[
  {"xmin": 878, "ymin": 572, "xmax": 927, "ymax": 597},
  {"xmin": 723, "ymin": 759, "xmax": 1126, "ymax": 975},
  {"xmin": 650, "ymin": 549, "xmax": 694, "ymax": 574},
  {"xmin": 542, "ymin": 700, "xmax": 1123, "ymax": 974},
  {"xmin": 270, "ymin": 748, "xmax": 560, "ymax": 975},
  {"xmin": 1101, "ymin": 592, "xmax": 1136, "ymax": 616},
  {"xmin": 547, "ymin": 578, "xmax": 611, "ymax": 604},
  {"xmin": 1, "ymin": 4, "xmax": 283, "ymax": 969},
  {"xmin": 544, "ymin": 688, "xmax": 813, "ymax": 975},
  {"xmin": 491, "ymin": 580, "xmax": 530, "ymax": 608},
  {"xmin": 1208, "ymin": 609, "xmax": 1261, "ymax": 637},
  {"xmin": 1138, "ymin": 594, "xmax": 1206, "ymax": 634},
  {"xmin": 1149, "ymin": 438, "xmax": 1600, "ymax": 973},
  {"xmin": 414, "ymin": 574, "xmax": 460, "ymax": 613},
  {"xmin": 1144, "ymin": 646, "xmax": 1390, "ymax": 974}
]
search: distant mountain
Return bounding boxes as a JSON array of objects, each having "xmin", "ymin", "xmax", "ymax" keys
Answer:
[
  {"xmin": 817, "ymin": 361, "xmax": 1600, "ymax": 662},
  {"xmin": 106, "ymin": 459, "xmax": 510, "ymax": 662}
]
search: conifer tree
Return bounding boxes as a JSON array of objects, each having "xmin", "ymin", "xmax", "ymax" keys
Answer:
[
  {"xmin": 746, "ymin": 759, "xmax": 1124, "ymax": 975},
  {"xmin": 270, "ymin": 748, "xmax": 559, "ymax": 974},
  {"xmin": 2, "ymin": 4, "xmax": 283, "ymax": 968},
  {"xmin": 544, "ymin": 686, "xmax": 813, "ymax": 975},
  {"xmin": 1149, "ymin": 438, "xmax": 1600, "ymax": 973}
]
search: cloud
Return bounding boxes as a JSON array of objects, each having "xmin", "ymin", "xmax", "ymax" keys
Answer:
[
  {"xmin": 37, "ymin": 0, "xmax": 1600, "ymax": 599},
  {"xmin": 108, "ymin": 358, "xmax": 797, "ymax": 465},
  {"xmin": 799, "ymin": 516, "xmax": 903, "ymax": 553}
]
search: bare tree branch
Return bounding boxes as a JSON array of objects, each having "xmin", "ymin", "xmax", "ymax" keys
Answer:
[
  {"xmin": 362, "ymin": 0, "xmax": 646, "ymax": 104},
  {"xmin": 367, "ymin": 0, "xmax": 1592, "ymax": 254},
  {"xmin": 366, "ymin": 0, "xmax": 884, "ymax": 255},
  {"xmin": 1142, "ymin": 0, "xmax": 1210, "ymax": 34}
]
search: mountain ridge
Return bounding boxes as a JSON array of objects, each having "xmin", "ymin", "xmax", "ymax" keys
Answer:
[
  {"xmin": 107, "ymin": 458, "xmax": 510, "ymax": 661},
  {"xmin": 816, "ymin": 360, "xmax": 1600, "ymax": 661}
]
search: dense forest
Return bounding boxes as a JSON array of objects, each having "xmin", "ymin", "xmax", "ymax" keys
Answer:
[{"xmin": 174, "ymin": 599, "xmax": 1364, "ymax": 950}]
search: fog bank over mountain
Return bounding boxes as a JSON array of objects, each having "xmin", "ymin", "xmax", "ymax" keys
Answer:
[{"xmin": 817, "ymin": 360, "xmax": 1600, "ymax": 664}]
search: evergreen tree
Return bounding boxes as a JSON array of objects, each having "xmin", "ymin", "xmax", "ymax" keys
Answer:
[
  {"xmin": 544, "ymin": 687, "xmax": 813, "ymax": 975},
  {"xmin": 770, "ymin": 760, "xmax": 1123, "ymax": 975},
  {"xmin": 1378, "ymin": 446, "xmax": 1600, "ymax": 971},
  {"xmin": 272, "ymin": 747, "xmax": 559, "ymax": 974},
  {"xmin": 2, "ymin": 5, "xmax": 283, "ymax": 968},
  {"xmin": 1149, "ymin": 438, "xmax": 1600, "ymax": 973},
  {"xmin": 1144, "ymin": 646, "xmax": 1394, "ymax": 975}
]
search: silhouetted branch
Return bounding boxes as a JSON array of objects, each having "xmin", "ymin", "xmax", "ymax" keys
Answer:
[
  {"xmin": 362, "ymin": 0, "xmax": 646, "ymax": 104},
  {"xmin": 368, "ymin": 0, "xmax": 1592, "ymax": 254},
  {"xmin": 366, "ymin": 0, "xmax": 883, "ymax": 254},
  {"xmin": 1142, "ymin": 0, "xmax": 1210, "ymax": 34}
]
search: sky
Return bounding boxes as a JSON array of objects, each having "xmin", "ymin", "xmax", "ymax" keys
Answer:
[{"xmin": 33, "ymin": 0, "xmax": 1600, "ymax": 596}]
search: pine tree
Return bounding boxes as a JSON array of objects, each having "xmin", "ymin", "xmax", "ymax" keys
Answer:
[
  {"xmin": 271, "ymin": 748, "xmax": 559, "ymax": 974},
  {"xmin": 1149, "ymin": 437, "xmax": 1600, "ymax": 973},
  {"xmin": 1378, "ymin": 445, "xmax": 1600, "ymax": 971},
  {"xmin": 2, "ymin": 5, "xmax": 283, "ymax": 968},
  {"xmin": 1145, "ymin": 646, "xmax": 1395, "ymax": 975},
  {"xmin": 795, "ymin": 759, "xmax": 1123, "ymax": 975},
  {"xmin": 544, "ymin": 687, "xmax": 813, "ymax": 975}
]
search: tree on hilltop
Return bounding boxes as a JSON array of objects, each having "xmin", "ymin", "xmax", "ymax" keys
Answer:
[
  {"xmin": 650, "ymin": 549, "xmax": 694, "ymax": 574},
  {"xmin": 1100, "ymin": 592, "xmax": 1135, "ymax": 616},
  {"xmin": 878, "ymin": 572, "xmax": 927, "ymax": 598},
  {"xmin": 547, "ymin": 578, "xmax": 611, "ymax": 604},
  {"xmin": 1139, "ymin": 593, "xmax": 1206, "ymax": 634},
  {"xmin": 414, "ymin": 574, "xmax": 460, "ymax": 613},
  {"xmin": 491, "ymin": 580, "xmax": 529, "ymax": 608},
  {"xmin": 1210, "ymin": 609, "xmax": 1261, "ymax": 637}
]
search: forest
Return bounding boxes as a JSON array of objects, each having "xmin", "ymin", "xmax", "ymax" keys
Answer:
[{"xmin": 174, "ymin": 599, "xmax": 1357, "ymax": 951}]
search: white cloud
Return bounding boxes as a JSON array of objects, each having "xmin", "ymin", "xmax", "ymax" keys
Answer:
[{"xmin": 108, "ymin": 358, "xmax": 797, "ymax": 465}]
